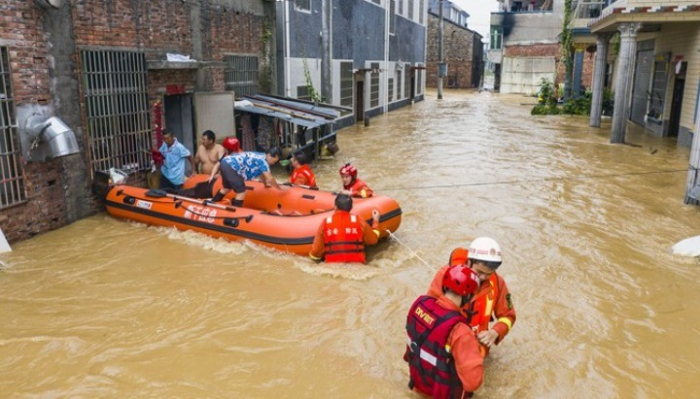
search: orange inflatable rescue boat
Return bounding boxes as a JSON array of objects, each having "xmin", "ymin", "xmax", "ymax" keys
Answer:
[{"xmin": 104, "ymin": 174, "xmax": 402, "ymax": 256}]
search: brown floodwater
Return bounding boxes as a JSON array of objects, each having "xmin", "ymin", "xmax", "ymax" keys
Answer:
[{"xmin": 2, "ymin": 89, "xmax": 699, "ymax": 398}]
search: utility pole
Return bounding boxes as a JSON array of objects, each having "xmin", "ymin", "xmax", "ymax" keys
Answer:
[
  {"xmin": 437, "ymin": 0, "xmax": 444, "ymax": 100},
  {"xmin": 321, "ymin": 0, "xmax": 332, "ymax": 103}
]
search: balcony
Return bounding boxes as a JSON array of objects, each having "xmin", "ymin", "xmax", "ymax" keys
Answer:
[
  {"xmin": 570, "ymin": 0, "xmax": 613, "ymax": 30},
  {"xmin": 497, "ymin": 0, "xmax": 553, "ymax": 13}
]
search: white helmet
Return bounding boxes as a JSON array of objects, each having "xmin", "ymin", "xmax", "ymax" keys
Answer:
[{"xmin": 468, "ymin": 237, "xmax": 502, "ymax": 268}]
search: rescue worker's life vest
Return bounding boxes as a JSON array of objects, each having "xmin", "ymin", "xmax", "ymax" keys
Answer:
[
  {"xmin": 290, "ymin": 164, "xmax": 317, "ymax": 188},
  {"xmin": 322, "ymin": 212, "xmax": 366, "ymax": 263},
  {"xmin": 467, "ymin": 274, "xmax": 500, "ymax": 333},
  {"xmin": 344, "ymin": 178, "xmax": 373, "ymax": 198},
  {"xmin": 405, "ymin": 296, "xmax": 469, "ymax": 399}
]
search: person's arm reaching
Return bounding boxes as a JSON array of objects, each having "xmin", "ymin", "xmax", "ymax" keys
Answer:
[{"xmin": 309, "ymin": 220, "xmax": 326, "ymax": 261}]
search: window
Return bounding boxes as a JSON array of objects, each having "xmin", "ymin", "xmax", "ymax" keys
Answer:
[
  {"xmin": 295, "ymin": 0, "xmax": 311, "ymax": 12},
  {"xmin": 224, "ymin": 55, "xmax": 258, "ymax": 97},
  {"xmin": 416, "ymin": 68, "xmax": 422, "ymax": 94},
  {"xmin": 404, "ymin": 63, "xmax": 411, "ymax": 100},
  {"xmin": 0, "ymin": 47, "xmax": 25, "ymax": 208},
  {"xmin": 81, "ymin": 50, "xmax": 150, "ymax": 174},
  {"xmin": 388, "ymin": 78, "xmax": 394, "ymax": 102},
  {"xmin": 340, "ymin": 62, "xmax": 353, "ymax": 107},
  {"xmin": 648, "ymin": 56, "xmax": 669, "ymax": 121},
  {"xmin": 297, "ymin": 85, "xmax": 312, "ymax": 101},
  {"xmin": 398, "ymin": 0, "xmax": 403, "ymax": 15},
  {"xmin": 370, "ymin": 63, "xmax": 380, "ymax": 108},
  {"xmin": 390, "ymin": 0, "xmax": 396, "ymax": 34},
  {"xmin": 419, "ymin": 0, "xmax": 424, "ymax": 24},
  {"xmin": 490, "ymin": 26, "xmax": 502, "ymax": 50},
  {"xmin": 408, "ymin": 0, "xmax": 414, "ymax": 20},
  {"xmin": 396, "ymin": 70, "xmax": 402, "ymax": 99}
]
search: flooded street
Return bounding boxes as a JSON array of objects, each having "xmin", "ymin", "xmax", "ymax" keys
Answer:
[{"xmin": 2, "ymin": 89, "xmax": 700, "ymax": 398}]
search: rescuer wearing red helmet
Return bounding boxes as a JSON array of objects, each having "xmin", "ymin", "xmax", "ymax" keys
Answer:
[
  {"xmin": 222, "ymin": 136, "xmax": 241, "ymax": 154},
  {"xmin": 339, "ymin": 163, "xmax": 374, "ymax": 198},
  {"xmin": 309, "ymin": 194, "xmax": 380, "ymax": 263},
  {"xmin": 405, "ymin": 266, "xmax": 484, "ymax": 398},
  {"xmin": 427, "ymin": 237, "xmax": 516, "ymax": 356},
  {"xmin": 193, "ymin": 130, "xmax": 225, "ymax": 175}
]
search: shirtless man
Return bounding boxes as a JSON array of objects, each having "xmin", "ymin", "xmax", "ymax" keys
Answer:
[{"xmin": 194, "ymin": 130, "xmax": 225, "ymax": 175}]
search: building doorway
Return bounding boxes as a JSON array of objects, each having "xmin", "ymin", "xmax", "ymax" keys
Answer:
[
  {"xmin": 355, "ymin": 75, "xmax": 365, "ymax": 121},
  {"xmin": 668, "ymin": 61, "xmax": 687, "ymax": 138},
  {"xmin": 164, "ymin": 94, "xmax": 195, "ymax": 154}
]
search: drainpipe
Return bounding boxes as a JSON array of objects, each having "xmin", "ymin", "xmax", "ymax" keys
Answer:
[
  {"xmin": 285, "ymin": 1, "xmax": 291, "ymax": 97},
  {"xmin": 321, "ymin": 0, "xmax": 332, "ymax": 103}
]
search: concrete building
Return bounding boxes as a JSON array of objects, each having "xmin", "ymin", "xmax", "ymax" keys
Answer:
[
  {"xmin": 0, "ymin": 0, "xmax": 275, "ymax": 243},
  {"xmin": 426, "ymin": 1, "xmax": 484, "ymax": 89},
  {"xmin": 276, "ymin": 0, "xmax": 427, "ymax": 124},
  {"xmin": 579, "ymin": 1, "xmax": 700, "ymax": 204},
  {"xmin": 488, "ymin": 0, "xmax": 565, "ymax": 94}
]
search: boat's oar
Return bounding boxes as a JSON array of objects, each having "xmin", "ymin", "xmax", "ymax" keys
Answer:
[{"xmin": 145, "ymin": 188, "xmax": 241, "ymax": 212}]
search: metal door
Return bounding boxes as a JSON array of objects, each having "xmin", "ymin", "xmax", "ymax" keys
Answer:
[{"xmin": 630, "ymin": 49, "xmax": 654, "ymax": 126}]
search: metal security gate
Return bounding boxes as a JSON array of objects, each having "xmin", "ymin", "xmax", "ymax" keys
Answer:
[
  {"xmin": 0, "ymin": 46, "xmax": 25, "ymax": 208},
  {"xmin": 630, "ymin": 44, "xmax": 655, "ymax": 126},
  {"xmin": 81, "ymin": 50, "xmax": 151, "ymax": 174}
]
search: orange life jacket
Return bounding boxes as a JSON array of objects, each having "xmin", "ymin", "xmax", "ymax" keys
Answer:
[
  {"xmin": 290, "ymin": 164, "xmax": 317, "ymax": 188},
  {"xmin": 344, "ymin": 178, "xmax": 373, "ymax": 198},
  {"xmin": 467, "ymin": 274, "xmax": 499, "ymax": 333},
  {"xmin": 322, "ymin": 211, "xmax": 366, "ymax": 263}
]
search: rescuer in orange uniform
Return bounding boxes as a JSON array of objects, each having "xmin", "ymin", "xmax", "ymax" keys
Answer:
[
  {"xmin": 405, "ymin": 265, "xmax": 484, "ymax": 398},
  {"xmin": 290, "ymin": 150, "xmax": 317, "ymax": 188},
  {"xmin": 339, "ymin": 163, "xmax": 374, "ymax": 198},
  {"xmin": 309, "ymin": 194, "xmax": 380, "ymax": 263},
  {"xmin": 428, "ymin": 237, "xmax": 516, "ymax": 355}
]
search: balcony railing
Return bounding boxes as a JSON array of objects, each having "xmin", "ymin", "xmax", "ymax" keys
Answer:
[
  {"xmin": 573, "ymin": 0, "xmax": 608, "ymax": 20},
  {"xmin": 498, "ymin": 0, "xmax": 553, "ymax": 13}
]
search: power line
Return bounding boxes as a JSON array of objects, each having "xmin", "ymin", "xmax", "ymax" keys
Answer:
[{"xmin": 375, "ymin": 168, "xmax": 688, "ymax": 192}]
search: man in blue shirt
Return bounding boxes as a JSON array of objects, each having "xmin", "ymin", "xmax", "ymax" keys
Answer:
[
  {"xmin": 159, "ymin": 129, "xmax": 194, "ymax": 191},
  {"xmin": 208, "ymin": 147, "xmax": 282, "ymax": 207}
]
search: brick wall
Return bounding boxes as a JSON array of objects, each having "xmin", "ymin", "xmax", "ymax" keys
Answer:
[
  {"xmin": 426, "ymin": 13, "xmax": 482, "ymax": 89},
  {"xmin": 0, "ymin": 0, "xmax": 271, "ymax": 244}
]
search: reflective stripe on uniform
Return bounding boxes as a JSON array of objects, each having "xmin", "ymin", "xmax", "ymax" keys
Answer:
[
  {"xmin": 497, "ymin": 317, "xmax": 513, "ymax": 332},
  {"xmin": 406, "ymin": 334, "xmax": 438, "ymax": 366}
]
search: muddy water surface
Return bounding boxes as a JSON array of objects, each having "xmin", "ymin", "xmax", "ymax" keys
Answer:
[{"xmin": 2, "ymin": 90, "xmax": 699, "ymax": 398}]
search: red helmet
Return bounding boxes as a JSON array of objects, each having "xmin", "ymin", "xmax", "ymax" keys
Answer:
[
  {"xmin": 443, "ymin": 266, "xmax": 480, "ymax": 296},
  {"xmin": 223, "ymin": 137, "xmax": 240, "ymax": 153},
  {"xmin": 339, "ymin": 163, "xmax": 357, "ymax": 178}
]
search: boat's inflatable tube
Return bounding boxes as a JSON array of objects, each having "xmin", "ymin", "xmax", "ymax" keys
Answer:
[{"xmin": 104, "ymin": 174, "xmax": 402, "ymax": 256}]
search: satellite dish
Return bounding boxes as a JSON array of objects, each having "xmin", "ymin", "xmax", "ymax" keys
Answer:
[{"xmin": 35, "ymin": 0, "xmax": 62, "ymax": 10}]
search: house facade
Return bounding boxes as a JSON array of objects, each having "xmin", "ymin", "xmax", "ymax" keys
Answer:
[
  {"xmin": 426, "ymin": 0, "xmax": 484, "ymax": 89},
  {"xmin": 275, "ymin": 0, "xmax": 427, "ymax": 123},
  {"xmin": 489, "ymin": 0, "xmax": 565, "ymax": 94},
  {"xmin": 578, "ymin": 1, "xmax": 700, "ymax": 204},
  {"xmin": 0, "ymin": 0, "xmax": 275, "ymax": 243}
]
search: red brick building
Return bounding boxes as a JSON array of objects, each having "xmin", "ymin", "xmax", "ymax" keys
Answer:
[
  {"xmin": 426, "ymin": 9, "xmax": 484, "ymax": 89},
  {"xmin": 0, "ymin": 0, "xmax": 275, "ymax": 243}
]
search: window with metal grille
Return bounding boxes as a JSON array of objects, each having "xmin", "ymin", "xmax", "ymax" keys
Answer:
[
  {"xmin": 398, "ymin": 0, "xmax": 403, "ymax": 15},
  {"xmin": 408, "ymin": 0, "xmax": 414, "ymax": 20},
  {"xmin": 404, "ymin": 63, "xmax": 411, "ymax": 99},
  {"xmin": 388, "ymin": 78, "xmax": 394, "ymax": 102},
  {"xmin": 0, "ymin": 47, "xmax": 25, "ymax": 208},
  {"xmin": 295, "ymin": 0, "xmax": 311, "ymax": 11},
  {"xmin": 370, "ymin": 63, "xmax": 380, "ymax": 108},
  {"xmin": 224, "ymin": 55, "xmax": 258, "ymax": 97},
  {"xmin": 396, "ymin": 70, "xmax": 402, "ymax": 99},
  {"xmin": 81, "ymin": 50, "xmax": 151, "ymax": 174},
  {"xmin": 340, "ymin": 62, "xmax": 353, "ymax": 107},
  {"xmin": 390, "ymin": 0, "xmax": 396, "ymax": 34},
  {"xmin": 297, "ymin": 85, "xmax": 311, "ymax": 101}
]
